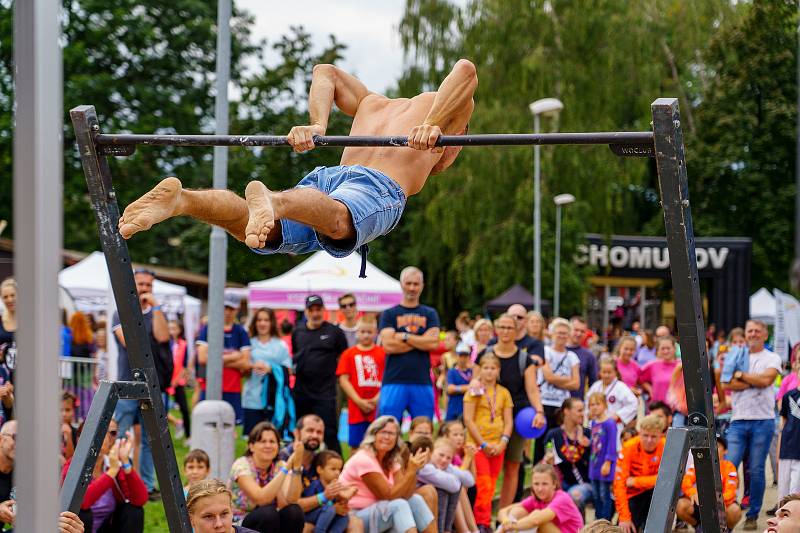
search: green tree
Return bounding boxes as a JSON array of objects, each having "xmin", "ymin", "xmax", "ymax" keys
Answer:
[
  {"xmin": 386, "ymin": 0, "xmax": 741, "ymax": 320},
  {"xmin": 687, "ymin": 0, "xmax": 798, "ymax": 293}
]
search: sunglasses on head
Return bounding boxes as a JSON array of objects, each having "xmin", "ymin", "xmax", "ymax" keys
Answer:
[{"xmin": 134, "ymin": 268, "xmax": 156, "ymax": 277}]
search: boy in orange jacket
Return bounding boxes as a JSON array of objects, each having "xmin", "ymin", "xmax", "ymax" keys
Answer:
[
  {"xmin": 676, "ymin": 434, "xmax": 742, "ymax": 530},
  {"xmin": 613, "ymin": 414, "xmax": 666, "ymax": 533}
]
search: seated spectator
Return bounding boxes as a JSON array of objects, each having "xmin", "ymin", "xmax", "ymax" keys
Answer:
[
  {"xmin": 496, "ymin": 463, "xmax": 584, "ymax": 533},
  {"xmin": 301, "ymin": 451, "xmax": 354, "ymax": 533},
  {"xmin": 580, "ymin": 519, "xmax": 623, "ymax": 533},
  {"xmin": 408, "ymin": 416, "xmax": 433, "ymax": 441},
  {"xmin": 543, "ymin": 398, "xmax": 593, "ymax": 512},
  {"xmin": 339, "ymin": 415, "xmax": 436, "ymax": 533},
  {"xmin": 228, "ymin": 422, "xmax": 304, "ymax": 533},
  {"xmin": 613, "ymin": 414, "xmax": 666, "ymax": 533},
  {"xmin": 417, "ymin": 438, "xmax": 475, "ymax": 533},
  {"xmin": 186, "ymin": 478, "xmax": 259, "ymax": 533},
  {"xmin": 766, "ymin": 493, "xmax": 800, "ymax": 533},
  {"xmin": 183, "ymin": 449, "xmax": 211, "ymax": 495},
  {"xmin": 0, "ymin": 504, "xmax": 87, "ymax": 533},
  {"xmin": 61, "ymin": 419, "xmax": 147, "ymax": 533},
  {"xmin": 438, "ymin": 420, "xmax": 478, "ymax": 531},
  {"xmin": 676, "ymin": 434, "xmax": 741, "ymax": 530}
]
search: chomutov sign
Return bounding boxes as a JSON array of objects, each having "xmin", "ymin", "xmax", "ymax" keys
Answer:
[{"xmin": 575, "ymin": 243, "xmax": 730, "ymax": 271}]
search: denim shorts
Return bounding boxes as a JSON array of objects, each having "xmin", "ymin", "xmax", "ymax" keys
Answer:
[{"xmin": 250, "ymin": 165, "xmax": 406, "ymax": 258}]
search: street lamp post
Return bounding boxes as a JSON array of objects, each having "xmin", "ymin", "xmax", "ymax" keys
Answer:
[
  {"xmin": 553, "ymin": 193, "xmax": 575, "ymax": 317},
  {"xmin": 529, "ymin": 98, "xmax": 564, "ymax": 314}
]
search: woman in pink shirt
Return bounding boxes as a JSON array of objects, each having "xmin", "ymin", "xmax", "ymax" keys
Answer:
[
  {"xmin": 339, "ymin": 416, "xmax": 436, "ymax": 532},
  {"xmin": 614, "ymin": 336, "xmax": 641, "ymax": 394},
  {"xmin": 496, "ymin": 463, "xmax": 584, "ymax": 533},
  {"xmin": 640, "ymin": 336, "xmax": 680, "ymax": 404}
]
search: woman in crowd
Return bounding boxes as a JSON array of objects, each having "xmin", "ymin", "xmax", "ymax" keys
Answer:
[
  {"xmin": 639, "ymin": 336, "xmax": 680, "ymax": 404},
  {"xmin": 339, "ymin": 415, "xmax": 436, "ymax": 533},
  {"xmin": 243, "ymin": 308, "xmax": 293, "ymax": 437},
  {"xmin": 167, "ymin": 320, "xmax": 191, "ymax": 439},
  {"xmin": 228, "ymin": 421, "xmax": 304, "ymax": 532},
  {"xmin": 94, "ymin": 326, "xmax": 109, "ymax": 385},
  {"xmin": 526, "ymin": 311, "xmax": 546, "ymax": 342},
  {"xmin": 68, "ymin": 311, "xmax": 96, "ymax": 420},
  {"xmin": 496, "ymin": 463, "xmax": 584, "ymax": 533},
  {"xmin": 0, "ymin": 278, "xmax": 16, "ymax": 372},
  {"xmin": 471, "ymin": 319, "xmax": 494, "ymax": 360},
  {"xmin": 61, "ymin": 419, "xmax": 148, "ymax": 533},
  {"xmin": 540, "ymin": 318, "xmax": 580, "ymax": 432},
  {"xmin": 543, "ymin": 397, "xmax": 593, "ymax": 512},
  {"xmin": 585, "ymin": 356, "xmax": 638, "ymax": 433},
  {"xmin": 613, "ymin": 336, "xmax": 641, "ymax": 394},
  {"xmin": 472, "ymin": 314, "xmax": 545, "ymax": 506},
  {"xmin": 187, "ymin": 478, "xmax": 259, "ymax": 533},
  {"xmin": 635, "ymin": 330, "xmax": 656, "ymax": 365}
]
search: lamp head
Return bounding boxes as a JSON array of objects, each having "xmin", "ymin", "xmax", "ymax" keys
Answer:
[
  {"xmin": 529, "ymin": 98, "xmax": 564, "ymax": 116},
  {"xmin": 553, "ymin": 193, "xmax": 576, "ymax": 206}
]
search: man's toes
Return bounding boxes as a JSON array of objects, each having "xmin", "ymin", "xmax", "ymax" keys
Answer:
[{"xmin": 245, "ymin": 234, "xmax": 261, "ymax": 248}]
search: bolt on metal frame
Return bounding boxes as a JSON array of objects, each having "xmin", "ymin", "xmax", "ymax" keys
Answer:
[{"xmin": 63, "ymin": 97, "xmax": 727, "ymax": 532}]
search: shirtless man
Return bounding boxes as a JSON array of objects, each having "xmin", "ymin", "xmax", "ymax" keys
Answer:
[{"xmin": 117, "ymin": 59, "xmax": 477, "ymax": 261}]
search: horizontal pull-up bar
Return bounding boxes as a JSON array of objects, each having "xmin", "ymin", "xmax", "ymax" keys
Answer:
[{"xmin": 91, "ymin": 131, "xmax": 656, "ymax": 158}]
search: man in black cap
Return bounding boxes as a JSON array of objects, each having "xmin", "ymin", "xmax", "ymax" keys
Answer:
[{"xmin": 292, "ymin": 295, "xmax": 348, "ymax": 453}]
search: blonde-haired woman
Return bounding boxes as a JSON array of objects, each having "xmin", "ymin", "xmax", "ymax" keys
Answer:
[
  {"xmin": 526, "ymin": 311, "xmax": 545, "ymax": 341},
  {"xmin": 187, "ymin": 479, "xmax": 259, "ymax": 533},
  {"xmin": 0, "ymin": 278, "xmax": 16, "ymax": 361},
  {"xmin": 471, "ymin": 318, "xmax": 493, "ymax": 360}
]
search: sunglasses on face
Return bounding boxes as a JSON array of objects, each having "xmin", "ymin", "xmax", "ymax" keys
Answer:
[
  {"xmin": 108, "ymin": 430, "xmax": 118, "ymax": 438},
  {"xmin": 513, "ymin": 315, "xmax": 525, "ymax": 320},
  {"xmin": 339, "ymin": 302, "xmax": 356, "ymax": 309}
]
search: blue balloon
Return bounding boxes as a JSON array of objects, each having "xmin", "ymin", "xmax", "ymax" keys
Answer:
[{"xmin": 514, "ymin": 407, "xmax": 547, "ymax": 439}]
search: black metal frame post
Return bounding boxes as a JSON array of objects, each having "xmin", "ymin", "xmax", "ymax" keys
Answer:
[
  {"xmin": 66, "ymin": 99, "xmax": 723, "ymax": 532},
  {"xmin": 63, "ymin": 105, "xmax": 191, "ymax": 531},
  {"xmin": 645, "ymin": 98, "xmax": 726, "ymax": 532}
]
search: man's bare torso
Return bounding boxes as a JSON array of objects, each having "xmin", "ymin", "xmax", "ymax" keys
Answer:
[{"xmin": 339, "ymin": 92, "xmax": 442, "ymax": 196}]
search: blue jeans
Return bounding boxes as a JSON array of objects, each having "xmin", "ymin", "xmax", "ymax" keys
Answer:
[
  {"xmin": 726, "ymin": 418, "xmax": 774, "ymax": 518},
  {"xmin": 591, "ymin": 479, "xmax": 614, "ymax": 520},
  {"xmin": 354, "ymin": 495, "xmax": 433, "ymax": 532},
  {"xmin": 250, "ymin": 165, "xmax": 406, "ymax": 257},
  {"xmin": 114, "ymin": 399, "xmax": 155, "ymax": 491}
]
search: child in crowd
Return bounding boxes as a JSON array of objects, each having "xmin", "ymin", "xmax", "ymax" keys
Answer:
[
  {"xmin": 302, "ymin": 450, "xmax": 354, "ymax": 533},
  {"xmin": 446, "ymin": 348, "xmax": 474, "ymax": 421},
  {"xmin": 417, "ymin": 438, "xmax": 475, "ymax": 533},
  {"xmin": 677, "ymin": 434, "xmax": 741, "ymax": 530},
  {"xmin": 183, "ymin": 449, "xmax": 210, "ymax": 494},
  {"xmin": 620, "ymin": 427, "xmax": 638, "ymax": 444},
  {"xmin": 778, "ymin": 359, "xmax": 800, "ymax": 499},
  {"xmin": 439, "ymin": 421, "xmax": 479, "ymax": 532},
  {"xmin": 613, "ymin": 414, "xmax": 666, "ymax": 533},
  {"xmin": 647, "ymin": 401, "xmax": 673, "ymax": 430},
  {"xmin": 409, "ymin": 416, "xmax": 434, "ymax": 441},
  {"xmin": 463, "ymin": 354, "xmax": 513, "ymax": 531},
  {"xmin": 586, "ymin": 356, "xmax": 638, "ymax": 434},
  {"xmin": 60, "ymin": 391, "xmax": 78, "ymax": 465},
  {"xmin": 587, "ymin": 392, "xmax": 617, "ymax": 521},
  {"xmin": 336, "ymin": 316, "xmax": 385, "ymax": 449},
  {"xmin": 496, "ymin": 463, "xmax": 584, "ymax": 533}
]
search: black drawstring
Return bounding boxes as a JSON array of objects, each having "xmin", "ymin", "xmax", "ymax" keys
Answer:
[{"xmin": 358, "ymin": 244, "xmax": 369, "ymax": 278}]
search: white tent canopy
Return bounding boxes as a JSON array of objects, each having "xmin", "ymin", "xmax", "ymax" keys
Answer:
[
  {"xmin": 59, "ymin": 251, "xmax": 201, "ymax": 380},
  {"xmin": 749, "ymin": 287, "xmax": 776, "ymax": 324},
  {"xmin": 248, "ymin": 251, "xmax": 402, "ymax": 312}
]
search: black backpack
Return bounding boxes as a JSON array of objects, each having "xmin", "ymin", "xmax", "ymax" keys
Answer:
[{"xmin": 150, "ymin": 339, "xmax": 174, "ymax": 392}]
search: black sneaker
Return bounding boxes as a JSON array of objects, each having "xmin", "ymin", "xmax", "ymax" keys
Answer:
[
  {"xmin": 742, "ymin": 517, "xmax": 758, "ymax": 531},
  {"xmin": 674, "ymin": 519, "xmax": 689, "ymax": 530},
  {"xmin": 148, "ymin": 488, "xmax": 161, "ymax": 502}
]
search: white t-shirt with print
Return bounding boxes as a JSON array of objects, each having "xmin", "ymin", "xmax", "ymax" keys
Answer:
[
  {"xmin": 539, "ymin": 346, "xmax": 580, "ymax": 407},
  {"xmin": 731, "ymin": 348, "xmax": 781, "ymax": 421}
]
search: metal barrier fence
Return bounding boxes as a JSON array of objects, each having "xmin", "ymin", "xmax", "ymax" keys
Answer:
[{"xmin": 59, "ymin": 356, "xmax": 101, "ymax": 422}]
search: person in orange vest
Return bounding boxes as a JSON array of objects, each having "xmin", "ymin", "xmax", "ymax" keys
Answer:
[
  {"xmin": 612, "ymin": 414, "xmax": 666, "ymax": 533},
  {"xmin": 676, "ymin": 434, "xmax": 742, "ymax": 530}
]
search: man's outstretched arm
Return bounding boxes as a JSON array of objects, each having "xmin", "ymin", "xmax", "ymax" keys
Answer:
[
  {"xmin": 287, "ymin": 64, "xmax": 373, "ymax": 152},
  {"xmin": 409, "ymin": 59, "xmax": 478, "ymax": 150}
]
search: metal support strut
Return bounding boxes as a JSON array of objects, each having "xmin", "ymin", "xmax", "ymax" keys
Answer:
[{"xmin": 63, "ymin": 99, "xmax": 723, "ymax": 532}]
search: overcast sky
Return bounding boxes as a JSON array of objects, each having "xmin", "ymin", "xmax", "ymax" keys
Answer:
[{"xmin": 236, "ymin": 1, "xmax": 410, "ymax": 94}]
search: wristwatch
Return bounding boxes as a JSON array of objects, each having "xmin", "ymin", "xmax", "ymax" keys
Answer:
[
  {"xmin": 403, "ymin": 333, "xmax": 410, "ymax": 342},
  {"xmin": 734, "ymin": 370, "xmax": 743, "ymax": 380}
]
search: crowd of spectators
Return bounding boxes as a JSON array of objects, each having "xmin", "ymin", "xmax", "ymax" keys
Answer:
[{"xmin": 3, "ymin": 265, "xmax": 800, "ymax": 533}]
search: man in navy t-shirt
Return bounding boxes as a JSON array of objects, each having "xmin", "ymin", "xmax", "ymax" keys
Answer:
[
  {"xmin": 196, "ymin": 293, "xmax": 251, "ymax": 425},
  {"xmin": 378, "ymin": 266, "xmax": 440, "ymax": 420}
]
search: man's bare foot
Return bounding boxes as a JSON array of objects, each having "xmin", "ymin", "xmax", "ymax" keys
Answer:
[
  {"xmin": 118, "ymin": 177, "xmax": 183, "ymax": 239},
  {"xmin": 244, "ymin": 180, "xmax": 277, "ymax": 249}
]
